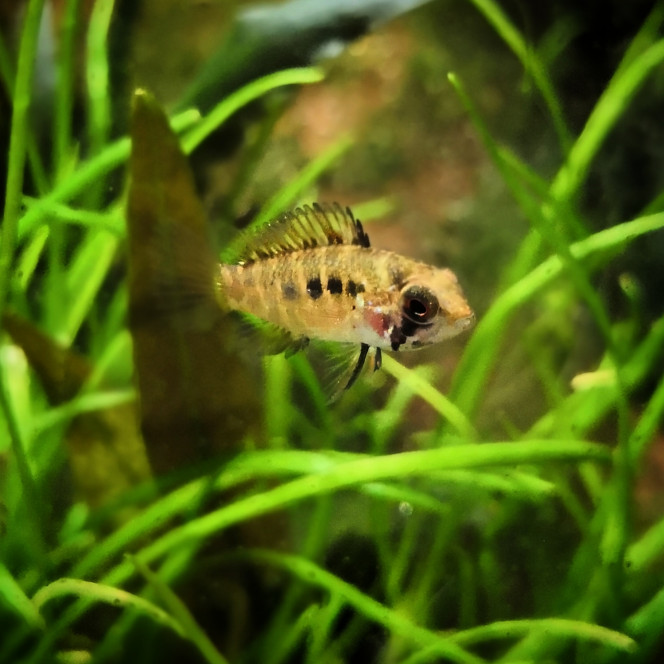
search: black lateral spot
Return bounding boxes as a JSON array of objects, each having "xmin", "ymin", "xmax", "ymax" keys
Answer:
[
  {"xmin": 346, "ymin": 280, "xmax": 357, "ymax": 297},
  {"xmin": 390, "ymin": 326, "xmax": 407, "ymax": 351},
  {"xmin": 401, "ymin": 315, "xmax": 433, "ymax": 337},
  {"xmin": 356, "ymin": 283, "xmax": 366, "ymax": 293},
  {"xmin": 389, "ymin": 266, "xmax": 405, "ymax": 289},
  {"xmin": 400, "ymin": 317, "xmax": 418, "ymax": 337},
  {"xmin": 306, "ymin": 277, "xmax": 323, "ymax": 300},
  {"xmin": 327, "ymin": 276, "xmax": 343, "ymax": 295},
  {"xmin": 282, "ymin": 281, "xmax": 298, "ymax": 300}
]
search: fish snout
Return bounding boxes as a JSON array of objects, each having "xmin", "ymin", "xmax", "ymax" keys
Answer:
[{"xmin": 455, "ymin": 311, "xmax": 476, "ymax": 332}]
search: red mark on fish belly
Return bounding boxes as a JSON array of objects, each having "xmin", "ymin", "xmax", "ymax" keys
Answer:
[{"xmin": 364, "ymin": 310, "xmax": 390, "ymax": 340}]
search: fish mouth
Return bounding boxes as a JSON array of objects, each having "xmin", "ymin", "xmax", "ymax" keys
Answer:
[{"xmin": 455, "ymin": 312, "xmax": 476, "ymax": 331}]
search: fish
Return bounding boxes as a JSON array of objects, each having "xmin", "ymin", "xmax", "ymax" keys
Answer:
[{"xmin": 217, "ymin": 202, "xmax": 474, "ymax": 390}]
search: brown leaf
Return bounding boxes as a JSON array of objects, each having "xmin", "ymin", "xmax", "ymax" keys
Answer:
[{"xmin": 126, "ymin": 90, "xmax": 263, "ymax": 475}]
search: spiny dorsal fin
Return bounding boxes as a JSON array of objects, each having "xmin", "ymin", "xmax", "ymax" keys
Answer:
[{"xmin": 230, "ymin": 202, "xmax": 370, "ymax": 265}]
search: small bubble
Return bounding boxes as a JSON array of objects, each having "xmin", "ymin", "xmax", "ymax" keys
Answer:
[{"xmin": 398, "ymin": 501, "xmax": 413, "ymax": 517}]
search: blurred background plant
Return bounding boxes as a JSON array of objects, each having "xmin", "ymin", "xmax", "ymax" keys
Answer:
[{"xmin": 1, "ymin": 1, "xmax": 664, "ymax": 663}]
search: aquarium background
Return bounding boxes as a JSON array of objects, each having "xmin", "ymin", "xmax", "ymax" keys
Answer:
[{"xmin": 1, "ymin": 1, "xmax": 664, "ymax": 663}]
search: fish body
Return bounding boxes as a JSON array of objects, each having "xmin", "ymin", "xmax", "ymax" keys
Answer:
[
  {"xmin": 219, "ymin": 244, "xmax": 473, "ymax": 352},
  {"xmin": 216, "ymin": 203, "xmax": 474, "ymax": 363}
]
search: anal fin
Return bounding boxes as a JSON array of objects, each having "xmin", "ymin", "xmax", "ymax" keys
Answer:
[{"xmin": 374, "ymin": 347, "xmax": 382, "ymax": 372}]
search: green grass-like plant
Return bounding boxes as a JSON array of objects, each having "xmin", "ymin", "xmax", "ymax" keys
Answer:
[{"xmin": 1, "ymin": 2, "xmax": 664, "ymax": 664}]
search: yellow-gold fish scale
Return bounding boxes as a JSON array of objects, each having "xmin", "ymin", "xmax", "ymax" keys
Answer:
[{"xmin": 217, "ymin": 244, "xmax": 473, "ymax": 351}]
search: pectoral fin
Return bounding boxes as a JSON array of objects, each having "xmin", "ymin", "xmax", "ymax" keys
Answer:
[
  {"xmin": 229, "ymin": 311, "xmax": 309, "ymax": 357},
  {"xmin": 291, "ymin": 341, "xmax": 381, "ymax": 403}
]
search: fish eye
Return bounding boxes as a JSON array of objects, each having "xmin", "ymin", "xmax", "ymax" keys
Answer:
[{"xmin": 401, "ymin": 286, "xmax": 439, "ymax": 324}]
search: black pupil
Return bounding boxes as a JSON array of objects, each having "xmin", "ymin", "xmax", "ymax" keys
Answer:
[
  {"xmin": 408, "ymin": 298, "xmax": 428, "ymax": 318},
  {"xmin": 402, "ymin": 287, "xmax": 439, "ymax": 324}
]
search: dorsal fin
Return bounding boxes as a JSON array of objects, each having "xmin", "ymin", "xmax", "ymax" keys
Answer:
[{"xmin": 228, "ymin": 202, "xmax": 370, "ymax": 265}]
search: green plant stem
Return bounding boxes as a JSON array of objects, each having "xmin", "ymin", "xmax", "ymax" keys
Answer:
[
  {"xmin": 537, "ymin": 45, "xmax": 664, "ymax": 583},
  {"xmin": 0, "ymin": 380, "xmax": 46, "ymax": 565},
  {"xmin": 450, "ymin": 212, "xmax": 664, "ymax": 418},
  {"xmin": 22, "ymin": 443, "xmax": 608, "ymax": 664},
  {"xmin": 29, "ymin": 440, "xmax": 610, "ymax": 662},
  {"xmin": 467, "ymin": 0, "xmax": 571, "ymax": 153},
  {"xmin": 248, "ymin": 134, "xmax": 354, "ymax": 231},
  {"xmin": 0, "ymin": 563, "xmax": 45, "ymax": 630},
  {"xmin": 0, "ymin": 0, "xmax": 46, "ymax": 315},
  {"xmin": 447, "ymin": 72, "xmax": 579, "ymax": 243},
  {"xmin": 223, "ymin": 95, "xmax": 285, "ymax": 218},
  {"xmin": 46, "ymin": 0, "xmax": 74, "ymax": 338},
  {"xmin": 130, "ymin": 556, "xmax": 230, "ymax": 664},
  {"xmin": 0, "ymin": 26, "xmax": 48, "ymax": 196},
  {"xmin": 181, "ymin": 67, "xmax": 324, "ymax": 153},
  {"xmin": 64, "ymin": 231, "xmax": 119, "ymax": 342},
  {"xmin": 628, "ymin": 370, "xmax": 664, "ymax": 466},
  {"xmin": 623, "ymin": 584, "xmax": 664, "ymax": 647},
  {"xmin": 32, "ymin": 578, "xmax": 183, "ymax": 637},
  {"xmin": 21, "ymin": 197, "xmax": 124, "ymax": 234},
  {"xmin": 17, "ymin": 108, "xmax": 200, "ymax": 241},
  {"xmin": 451, "ymin": 618, "xmax": 635, "ymax": 652},
  {"xmin": 235, "ymin": 549, "xmax": 486, "ymax": 664},
  {"xmin": 32, "ymin": 389, "xmax": 135, "ymax": 433},
  {"xmin": 627, "ymin": 516, "xmax": 664, "ymax": 575},
  {"xmin": 528, "ymin": 314, "xmax": 664, "ymax": 440},
  {"xmin": 85, "ymin": 0, "xmax": 114, "ymax": 162},
  {"xmin": 381, "ymin": 354, "xmax": 477, "ymax": 439},
  {"xmin": 54, "ymin": 0, "xmax": 82, "ymax": 176},
  {"xmin": 105, "ymin": 441, "xmax": 608, "ymax": 589},
  {"xmin": 550, "ymin": 39, "xmax": 664, "ymax": 205}
]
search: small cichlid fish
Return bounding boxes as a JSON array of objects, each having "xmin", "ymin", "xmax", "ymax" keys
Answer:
[{"xmin": 217, "ymin": 202, "xmax": 474, "ymax": 390}]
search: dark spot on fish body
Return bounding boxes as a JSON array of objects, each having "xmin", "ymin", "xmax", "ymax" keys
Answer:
[
  {"xmin": 400, "ymin": 315, "xmax": 433, "ymax": 340},
  {"xmin": 327, "ymin": 276, "xmax": 343, "ymax": 294},
  {"xmin": 390, "ymin": 325, "xmax": 408, "ymax": 351},
  {"xmin": 306, "ymin": 277, "xmax": 323, "ymax": 299},
  {"xmin": 346, "ymin": 280, "xmax": 357, "ymax": 297},
  {"xmin": 357, "ymin": 283, "xmax": 366, "ymax": 293},
  {"xmin": 400, "ymin": 317, "xmax": 418, "ymax": 338},
  {"xmin": 389, "ymin": 266, "xmax": 405, "ymax": 289},
  {"xmin": 282, "ymin": 281, "xmax": 298, "ymax": 300}
]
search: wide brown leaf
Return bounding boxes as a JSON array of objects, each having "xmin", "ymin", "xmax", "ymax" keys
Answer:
[{"xmin": 126, "ymin": 90, "xmax": 263, "ymax": 474}]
